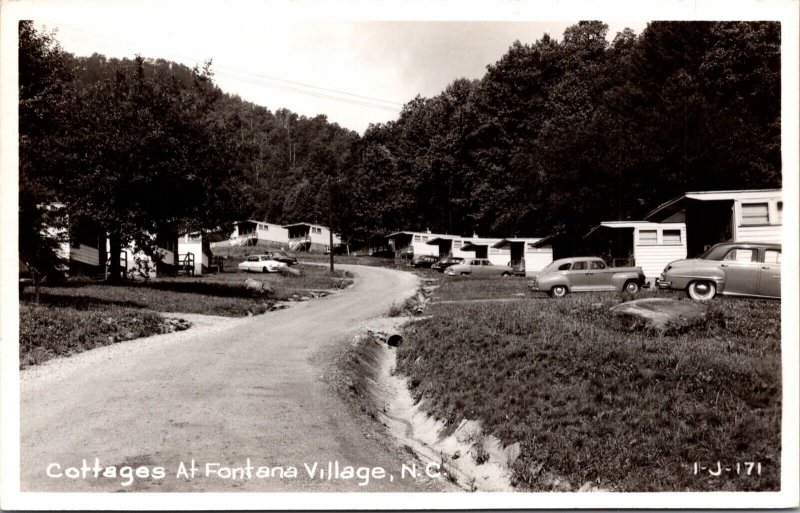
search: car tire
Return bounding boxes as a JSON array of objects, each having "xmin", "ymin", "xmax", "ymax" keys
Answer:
[
  {"xmin": 550, "ymin": 285, "xmax": 568, "ymax": 298},
  {"xmin": 262, "ymin": 266, "xmax": 268, "ymax": 273},
  {"xmin": 624, "ymin": 281, "xmax": 640, "ymax": 294},
  {"xmin": 501, "ymin": 272, "xmax": 511, "ymax": 277},
  {"xmin": 461, "ymin": 272, "xmax": 469, "ymax": 276},
  {"xmin": 687, "ymin": 281, "xmax": 716, "ymax": 301}
]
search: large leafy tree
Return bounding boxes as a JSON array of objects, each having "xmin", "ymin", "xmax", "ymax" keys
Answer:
[
  {"xmin": 19, "ymin": 21, "xmax": 74, "ymax": 294},
  {"xmin": 60, "ymin": 56, "xmax": 246, "ymax": 280}
]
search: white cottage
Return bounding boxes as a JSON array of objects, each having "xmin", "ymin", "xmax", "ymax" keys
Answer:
[
  {"xmin": 53, "ymin": 221, "xmax": 107, "ymax": 276},
  {"xmin": 386, "ymin": 231, "xmax": 448, "ymax": 258},
  {"xmin": 212, "ymin": 220, "xmax": 290, "ymax": 249},
  {"xmin": 491, "ymin": 238, "xmax": 554, "ymax": 275},
  {"xmin": 178, "ymin": 232, "xmax": 214, "ymax": 275},
  {"xmin": 584, "ymin": 221, "xmax": 687, "ymax": 283},
  {"xmin": 284, "ymin": 222, "xmax": 341, "ymax": 253},
  {"xmin": 644, "ymin": 189, "xmax": 782, "ymax": 257}
]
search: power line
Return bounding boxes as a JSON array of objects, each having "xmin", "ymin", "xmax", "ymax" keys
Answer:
[{"xmin": 52, "ymin": 23, "xmax": 404, "ymax": 112}]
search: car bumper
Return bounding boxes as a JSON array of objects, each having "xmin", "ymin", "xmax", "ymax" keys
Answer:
[{"xmin": 655, "ymin": 277, "xmax": 672, "ymax": 289}]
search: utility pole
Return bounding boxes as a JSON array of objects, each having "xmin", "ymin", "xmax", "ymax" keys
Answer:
[{"xmin": 328, "ymin": 178, "xmax": 335, "ymax": 273}]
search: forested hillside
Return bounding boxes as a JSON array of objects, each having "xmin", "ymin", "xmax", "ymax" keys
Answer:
[
  {"xmin": 343, "ymin": 21, "xmax": 781, "ymax": 245},
  {"xmin": 21, "ymin": 20, "xmax": 781, "ymax": 264}
]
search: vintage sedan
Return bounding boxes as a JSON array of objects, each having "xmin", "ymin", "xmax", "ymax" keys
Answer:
[
  {"xmin": 530, "ymin": 257, "xmax": 647, "ymax": 298},
  {"xmin": 444, "ymin": 258, "xmax": 514, "ymax": 277},
  {"xmin": 411, "ymin": 255, "xmax": 440, "ymax": 268},
  {"xmin": 656, "ymin": 242, "xmax": 781, "ymax": 301},
  {"xmin": 268, "ymin": 250, "xmax": 298, "ymax": 266},
  {"xmin": 237, "ymin": 255, "xmax": 287, "ymax": 273},
  {"xmin": 431, "ymin": 256, "xmax": 464, "ymax": 272}
]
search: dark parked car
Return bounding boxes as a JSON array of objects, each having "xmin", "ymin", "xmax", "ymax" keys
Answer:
[
  {"xmin": 431, "ymin": 256, "xmax": 464, "ymax": 272},
  {"xmin": 411, "ymin": 255, "xmax": 440, "ymax": 268},
  {"xmin": 657, "ymin": 242, "xmax": 781, "ymax": 301},
  {"xmin": 268, "ymin": 250, "xmax": 298, "ymax": 266}
]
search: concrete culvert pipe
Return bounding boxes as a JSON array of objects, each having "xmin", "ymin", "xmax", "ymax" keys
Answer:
[{"xmin": 386, "ymin": 332, "xmax": 403, "ymax": 347}]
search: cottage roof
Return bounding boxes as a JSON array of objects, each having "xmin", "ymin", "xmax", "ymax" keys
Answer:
[{"xmin": 644, "ymin": 189, "xmax": 782, "ymax": 221}]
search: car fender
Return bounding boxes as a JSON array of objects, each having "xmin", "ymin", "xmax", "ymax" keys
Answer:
[
  {"xmin": 666, "ymin": 266, "xmax": 727, "ymax": 292},
  {"xmin": 610, "ymin": 271, "xmax": 643, "ymax": 290},
  {"xmin": 537, "ymin": 273, "xmax": 570, "ymax": 291}
]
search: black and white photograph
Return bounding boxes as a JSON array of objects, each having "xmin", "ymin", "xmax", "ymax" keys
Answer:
[{"xmin": 1, "ymin": 0, "xmax": 798, "ymax": 509}]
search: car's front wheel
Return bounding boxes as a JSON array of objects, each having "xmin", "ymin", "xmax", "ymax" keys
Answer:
[
  {"xmin": 624, "ymin": 280, "xmax": 640, "ymax": 294},
  {"xmin": 550, "ymin": 285, "xmax": 568, "ymax": 298},
  {"xmin": 687, "ymin": 280, "xmax": 716, "ymax": 301},
  {"xmin": 262, "ymin": 266, "xmax": 268, "ymax": 273},
  {"xmin": 501, "ymin": 272, "xmax": 511, "ymax": 277}
]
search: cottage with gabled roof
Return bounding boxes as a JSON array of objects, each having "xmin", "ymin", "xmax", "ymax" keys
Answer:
[{"xmin": 644, "ymin": 189, "xmax": 782, "ymax": 257}]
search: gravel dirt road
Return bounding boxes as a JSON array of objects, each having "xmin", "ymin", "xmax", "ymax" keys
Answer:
[{"xmin": 20, "ymin": 265, "xmax": 445, "ymax": 492}]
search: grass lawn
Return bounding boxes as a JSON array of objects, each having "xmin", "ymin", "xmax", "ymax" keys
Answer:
[
  {"xmin": 19, "ymin": 304, "xmax": 167, "ymax": 367},
  {"xmin": 19, "ymin": 264, "xmax": 353, "ymax": 367},
  {"xmin": 396, "ymin": 282, "xmax": 781, "ymax": 491}
]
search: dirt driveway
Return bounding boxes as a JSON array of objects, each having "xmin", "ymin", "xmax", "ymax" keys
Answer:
[{"xmin": 20, "ymin": 265, "xmax": 445, "ymax": 492}]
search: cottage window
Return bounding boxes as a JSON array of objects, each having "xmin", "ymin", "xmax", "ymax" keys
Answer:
[
  {"xmin": 639, "ymin": 230, "xmax": 657, "ymax": 244},
  {"xmin": 662, "ymin": 230, "xmax": 681, "ymax": 244},
  {"xmin": 776, "ymin": 202, "xmax": 783, "ymax": 224},
  {"xmin": 414, "ymin": 235, "xmax": 421, "ymax": 241},
  {"xmin": 741, "ymin": 203, "xmax": 769, "ymax": 225},
  {"xmin": 422, "ymin": 236, "xmax": 428, "ymax": 242},
  {"xmin": 454, "ymin": 240, "xmax": 462, "ymax": 248}
]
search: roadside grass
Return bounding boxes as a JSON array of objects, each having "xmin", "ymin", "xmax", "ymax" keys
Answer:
[
  {"xmin": 395, "ymin": 290, "xmax": 781, "ymax": 491},
  {"xmin": 162, "ymin": 264, "xmax": 354, "ymax": 299},
  {"xmin": 19, "ymin": 264, "xmax": 354, "ymax": 367},
  {"xmin": 23, "ymin": 264, "xmax": 353, "ymax": 317},
  {"xmin": 431, "ymin": 275, "xmax": 530, "ymax": 301},
  {"xmin": 19, "ymin": 303, "xmax": 167, "ymax": 368}
]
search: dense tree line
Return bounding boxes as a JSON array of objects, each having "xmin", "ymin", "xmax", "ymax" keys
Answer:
[
  {"xmin": 20, "ymin": 20, "xmax": 780, "ymax": 278},
  {"xmin": 343, "ymin": 21, "xmax": 781, "ymax": 246},
  {"xmin": 19, "ymin": 21, "xmax": 356, "ymax": 281}
]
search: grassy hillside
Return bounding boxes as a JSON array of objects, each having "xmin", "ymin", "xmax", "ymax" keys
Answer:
[{"xmin": 396, "ymin": 280, "xmax": 781, "ymax": 491}]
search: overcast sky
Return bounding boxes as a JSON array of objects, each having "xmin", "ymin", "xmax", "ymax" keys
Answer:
[{"xmin": 33, "ymin": 10, "xmax": 650, "ymax": 133}]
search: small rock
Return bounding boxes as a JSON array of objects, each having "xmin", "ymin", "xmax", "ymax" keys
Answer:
[
  {"xmin": 124, "ymin": 331, "xmax": 135, "ymax": 340},
  {"xmin": 107, "ymin": 336, "xmax": 115, "ymax": 343}
]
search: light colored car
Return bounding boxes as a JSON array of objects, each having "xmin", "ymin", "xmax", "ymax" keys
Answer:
[
  {"xmin": 237, "ymin": 255, "xmax": 287, "ymax": 273},
  {"xmin": 530, "ymin": 257, "xmax": 647, "ymax": 298},
  {"xmin": 656, "ymin": 242, "xmax": 781, "ymax": 301},
  {"xmin": 444, "ymin": 258, "xmax": 514, "ymax": 277}
]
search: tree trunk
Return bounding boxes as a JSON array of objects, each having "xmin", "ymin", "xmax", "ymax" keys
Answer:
[
  {"xmin": 32, "ymin": 270, "xmax": 41, "ymax": 304},
  {"xmin": 108, "ymin": 232, "xmax": 122, "ymax": 283}
]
